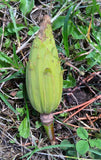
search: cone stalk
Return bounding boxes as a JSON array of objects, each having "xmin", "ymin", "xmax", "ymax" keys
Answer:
[{"xmin": 40, "ymin": 113, "xmax": 55, "ymax": 142}]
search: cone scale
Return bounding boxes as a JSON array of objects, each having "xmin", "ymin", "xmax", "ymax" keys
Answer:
[{"xmin": 26, "ymin": 15, "xmax": 63, "ymax": 142}]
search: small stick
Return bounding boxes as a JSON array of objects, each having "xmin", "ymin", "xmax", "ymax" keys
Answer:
[
  {"xmin": 54, "ymin": 95, "xmax": 101, "ymax": 116},
  {"xmin": 86, "ymin": 113, "xmax": 96, "ymax": 128},
  {"xmin": 63, "ymin": 95, "xmax": 101, "ymax": 122},
  {"xmin": 65, "ymin": 61, "xmax": 84, "ymax": 75},
  {"xmin": 78, "ymin": 114, "xmax": 101, "ymax": 121},
  {"xmin": 63, "ymin": 103, "xmax": 90, "ymax": 122},
  {"xmin": 66, "ymin": 122, "xmax": 100, "ymax": 131}
]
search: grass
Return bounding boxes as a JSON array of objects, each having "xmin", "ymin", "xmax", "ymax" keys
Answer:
[{"xmin": 0, "ymin": 0, "xmax": 101, "ymax": 159}]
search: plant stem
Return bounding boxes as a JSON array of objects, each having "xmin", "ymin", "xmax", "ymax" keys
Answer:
[
  {"xmin": 43, "ymin": 121, "xmax": 55, "ymax": 141},
  {"xmin": 40, "ymin": 113, "xmax": 55, "ymax": 143}
]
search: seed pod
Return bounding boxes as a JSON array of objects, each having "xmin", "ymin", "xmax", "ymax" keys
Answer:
[{"xmin": 26, "ymin": 15, "xmax": 63, "ymax": 114}]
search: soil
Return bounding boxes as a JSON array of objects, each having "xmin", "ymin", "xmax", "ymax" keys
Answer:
[{"xmin": 0, "ymin": 73, "xmax": 101, "ymax": 160}]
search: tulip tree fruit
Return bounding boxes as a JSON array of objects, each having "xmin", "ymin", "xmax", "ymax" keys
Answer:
[{"xmin": 26, "ymin": 15, "xmax": 63, "ymax": 142}]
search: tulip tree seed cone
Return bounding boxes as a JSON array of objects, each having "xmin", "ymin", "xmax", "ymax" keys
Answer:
[{"xmin": 26, "ymin": 15, "xmax": 63, "ymax": 114}]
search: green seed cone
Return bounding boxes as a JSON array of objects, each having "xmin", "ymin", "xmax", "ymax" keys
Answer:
[{"xmin": 26, "ymin": 15, "xmax": 63, "ymax": 114}]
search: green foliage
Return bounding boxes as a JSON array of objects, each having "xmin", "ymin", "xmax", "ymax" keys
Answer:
[
  {"xmin": 0, "ymin": 52, "xmax": 13, "ymax": 64},
  {"xmin": 16, "ymin": 107, "xmax": 25, "ymax": 117},
  {"xmin": 35, "ymin": 121, "xmax": 42, "ymax": 129},
  {"xmin": 0, "ymin": 45, "xmax": 24, "ymax": 82},
  {"xmin": 52, "ymin": 0, "xmax": 101, "ymax": 72},
  {"xmin": 63, "ymin": 6, "xmax": 73, "ymax": 57},
  {"xmin": 63, "ymin": 74, "xmax": 76, "ymax": 88},
  {"xmin": 12, "ymin": 44, "xmax": 20, "ymax": 68},
  {"xmin": 0, "ymin": 92, "xmax": 18, "ymax": 115},
  {"xmin": 16, "ymin": 83, "xmax": 24, "ymax": 99},
  {"xmin": 10, "ymin": 138, "xmax": 17, "ymax": 144},
  {"xmin": 0, "ymin": 68, "xmax": 24, "ymax": 83},
  {"xmin": 28, "ymin": 26, "xmax": 39, "ymax": 36},
  {"xmin": 18, "ymin": 96, "xmax": 30, "ymax": 139},
  {"xmin": 0, "ymin": 44, "xmax": 24, "ymax": 73},
  {"xmin": 21, "ymin": 141, "xmax": 75, "ymax": 159},
  {"xmin": 89, "ymin": 148, "xmax": 101, "ymax": 159},
  {"xmin": 3, "ymin": 38, "xmax": 11, "ymax": 49},
  {"xmin": 19, "ymin": 0, "xmax": 34, "ymax": 16},
  {"xmin": 18, "ymin": 116, "xmax": 30, "ymax": 138},
  {"xmin": 76, "ymin": 140, "xmax": 89, "ymax": 155},
  {"xmin": 60, "ymin": 139, "xmax": 77, "ymax": 157},
  {"xmin": 60, "ymin": 140, "xmax": 74, "ymax": 150},
  {"xmin": 59, "ymin": 112, "xmax": 69, "ymax": 118},
  {"xmin": 54, "ymin": 0, "xmax": 66, "ymax": 5},
  {"xmin": 0, "ymin": 3, "xmax": 6, "ymax": 8},
  {"xmin": 85, "ymin": 2, "xmax": 101, "ymax": 17},
  {"xmin": 86, "ymin": 50, "xmax": 101, "ymax": 71},
  {"xmin": 16, "ymin": 90, "xmax": 24, "ymax": 98},
  {"xmin": 52, "ymin": 16, "xmax": 65, "ymax": 30},
  {"xmin": 52, "ymin": 0, "xmax": 101, "ymax": 90},
  {"xmin": 89, "ymin": 138, "xmax": 101, "ymax": 149},
  {"xmin": 0, "ymin": 27, "xmax": 3, "ymax": 37},
  {"xmin": 77, "ymin": 127, "xmax": 88, "ymax": 139},
  {"xmin": 5, "ymin": 23, "xmax": 25, "ymax": 36},
  {"xmin": 72, "ymin": 25, "xmax": 87, "ymax": 39},
  {"xmin": 63, "ymin": 20, "xmax": 87, "ymax": 40},
  {"xmin": 76, "ymin": 127, "xmax": 101, "ymax": 158},
  {"xmin": 9, "ymin": 7, "xmax": 20, "ymax": 44}
]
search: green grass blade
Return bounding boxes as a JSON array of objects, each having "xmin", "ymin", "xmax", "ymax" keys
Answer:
[
  {"xmin": 89, "ymin": 148, "xmax": 101, "ymax": 156},
  {"xmin": 19, "ymin": 0, "xmax": 34, "ymax": 16},
  {"xmin": 13, "ymin": 44, "xmax": 20, "ymax": 68},
  {"xmin": 63, "ymin": 6, "xmax": 73, "ymax": 57},
  {"xmin": 0, "ymin": 92, "xmax": 18, "ymax": 114},
  {"xmin": 21, "ymin": 143, "xmax": 74, "ymax": 159},
  {"xmin": 0, "ymin": 69, "xmax": 24, "ymax": 83},
  {"xmin": 24, "ymin": 95, "xmax": 30, "ymax": 122},
  {"xmin": 0, "ymin": 51, "xmax": 13, "ymax": 64},
  {"xmin": 9, "ymin": 7, "xmax": 20, "ymax": 45}
]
